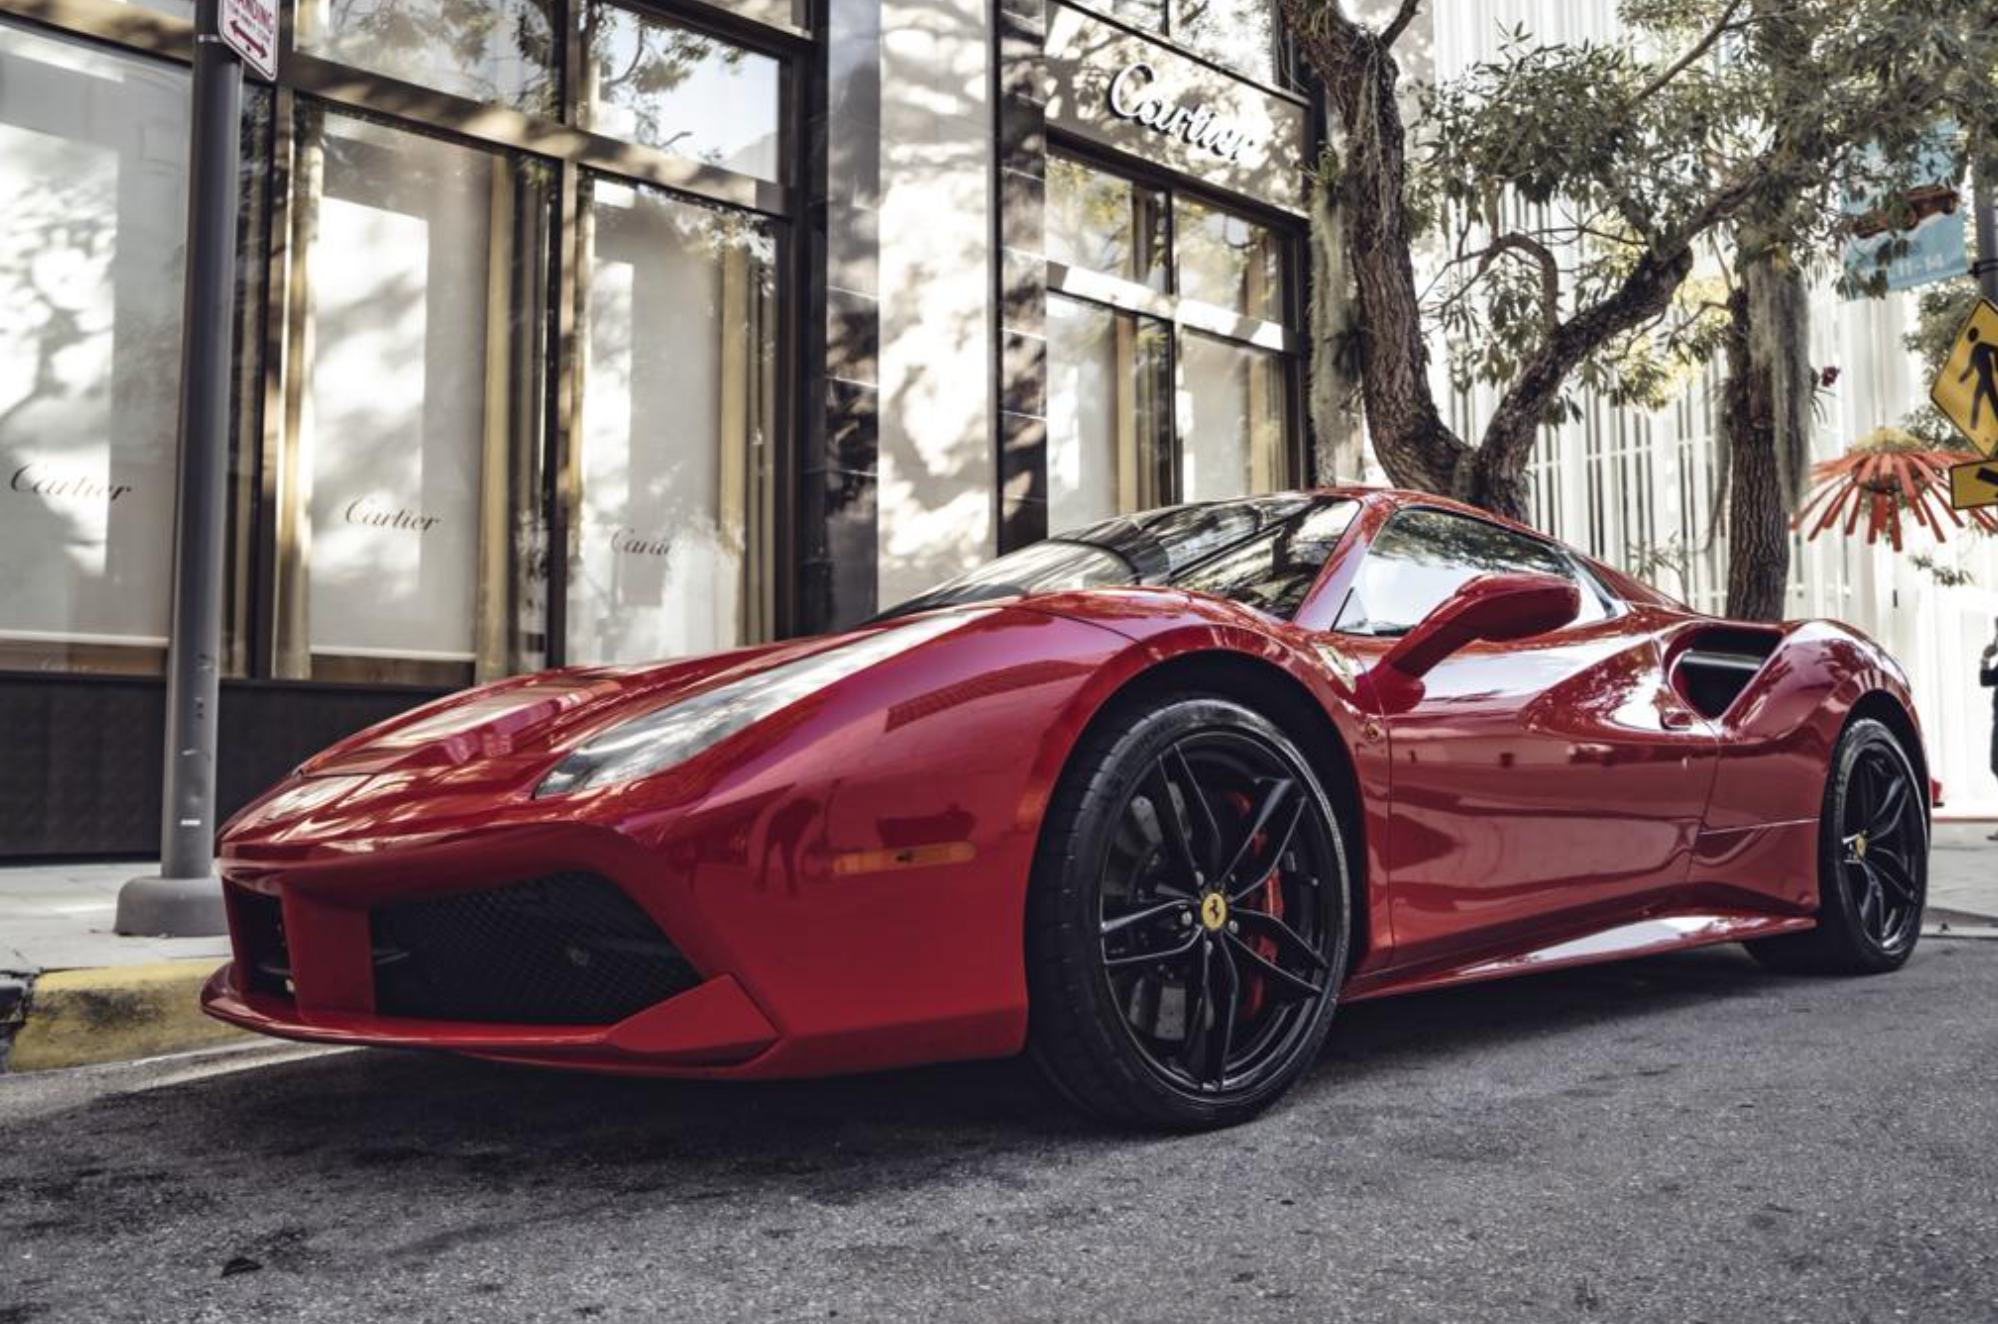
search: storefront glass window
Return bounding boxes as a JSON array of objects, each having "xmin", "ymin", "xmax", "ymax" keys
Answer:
[
  {"xmin": 1042, "ymin": 154, "xmax": 1297, "ymax": 525},
  {"xmin": 279, "ymin": 107, "xmax": 552, "ymax": 685},
  {"xmin": 1179, "ymin": 330, "xmax": 1286, "ymax": 501},
  {"xmin": 0, "ymin": 25, "xmax": 188, "ymax": 675},
  {"xmin": 294, "ymin": 0, "xmax": 558, "ymax": 115},
  {"xmin": 1172, "ymin": 0, "xmax": 1275, "ymax": 83},
  {"xmin": 584, "ymin": 6, "xmax": 783, "ymax": 183},
  {"xmin": 568, "ymin": 176, "xmax": 777, "ymax": 665},
  {"xmin": 1046, "ymin": 296, "xmax": 1171, "ymax": 532},
  {"xmin": 1175, "ymin": 195, "xmax": 1283, "ymax": 319},
  {"xmin": 1046, "ymin": 156, "xmax": 1166, "ymax": 289}
]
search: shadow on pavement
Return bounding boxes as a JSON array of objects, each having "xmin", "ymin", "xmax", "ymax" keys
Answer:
[
  {"xmin": 18, "ymin": 945, "xmax": 1792, "ymax": 1199},
  {"xmin": 1320, "ymin": 941, "xmax": 1784, "ymax": 1083}
]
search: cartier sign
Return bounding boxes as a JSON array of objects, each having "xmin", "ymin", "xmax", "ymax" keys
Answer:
[
  {"xmin": 1106, "ymin": 62, "xmax": 1258, "ymax": 163},
  {"xmin": 1044, "ymin": 2, "xmax": 1308, "ymax": 215}
]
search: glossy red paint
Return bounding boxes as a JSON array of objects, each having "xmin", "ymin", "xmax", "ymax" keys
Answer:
[{"xmin": 202, "ymin": 487, "xmax": 1926, "ymax": 1078}]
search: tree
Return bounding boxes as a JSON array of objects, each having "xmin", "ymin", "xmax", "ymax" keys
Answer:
[
  {"xmin": 1704, "ymin": 2, "xmax": 1998, "ymax": 618},
  {"xmin": 1276, "ymin": 0, "xmax": 1998, "ymax": 550}
]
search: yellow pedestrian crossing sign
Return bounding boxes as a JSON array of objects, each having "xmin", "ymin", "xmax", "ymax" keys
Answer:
[
  {"xmin": 1931, "ymin": 297, "xmax": 1998, "ymax": 457},
  {"xmin": 1949, "ymin": 458, "xmax": 1998, "ymax": 512}
]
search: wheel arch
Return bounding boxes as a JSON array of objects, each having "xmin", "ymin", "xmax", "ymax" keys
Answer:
[
  {"xmin": 1846, "ymin": 689, "xmax": 1929, "ymax": 811},
  {"xmin": 1049, "ymin": 648, "xmax": 1372, "ymax": 975}
]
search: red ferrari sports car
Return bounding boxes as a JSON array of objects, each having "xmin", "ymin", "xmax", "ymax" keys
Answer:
[{"xmin": 204, "ymin": 488, "xmax": 1930, "ymax": 1128}]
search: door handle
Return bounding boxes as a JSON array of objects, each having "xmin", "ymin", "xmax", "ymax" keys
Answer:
[{"xmin": 1661, "ymin": 709, "xmax": 1698, "ymax": 731}]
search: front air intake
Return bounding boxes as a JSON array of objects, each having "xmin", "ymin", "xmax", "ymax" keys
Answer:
[
  {"xmin": 231, "ymin": 886, "xmax": 293, "ymax": 1000},
  {"xmin": 370, "ymin": 872, "xmax": 699, "ymax": 1025}
]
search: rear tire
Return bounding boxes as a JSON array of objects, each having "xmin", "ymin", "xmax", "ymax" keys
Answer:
[
  {"xmin": 1024, "ymin": 695, "xmax": 1350, "ymax": 1130},
  {"xmin": 1746, "ymin": 717, "xmax": 1926, "ymax": 975}
]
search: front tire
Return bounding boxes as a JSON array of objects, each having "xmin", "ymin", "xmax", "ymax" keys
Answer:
[
  {"xmin": 1024, "ymin": 696, "xmax": 1351, "ymax": 1130},
  {"xmin": 1746, "ymin": 717, "xmax": 1926, "ymax": 975}
]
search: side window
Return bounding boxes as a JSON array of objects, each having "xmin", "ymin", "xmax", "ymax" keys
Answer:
[{"xmin": 1333, "ymin": 508, "xmax": 1597, "ymax": 637}]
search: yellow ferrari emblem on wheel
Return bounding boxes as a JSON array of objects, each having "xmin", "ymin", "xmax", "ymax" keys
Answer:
[{"xmin": 1200, "ymin": 892, "xmax": 1229, "ymax": 931}]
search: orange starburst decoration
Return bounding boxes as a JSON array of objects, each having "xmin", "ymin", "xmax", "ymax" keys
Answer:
[{"xmin": 1794, "ymin": 427, "xmax": 1998, "ymax": 550}]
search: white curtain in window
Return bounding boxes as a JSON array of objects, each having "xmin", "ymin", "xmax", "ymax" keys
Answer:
[
  {"xmin": 299, "ymin": 114, "xmax": 491, "ymax": 662},
  {"xmin": 568, "ymin": 180, "xmax": 768, "ymax": 665},
  {"xmin": 0, "ymin": 26, "xmax": 187, "ymax": 651},
  {"xmin": 1046, "ymin": 297, "xmax": 1122, "ymax": 533}
]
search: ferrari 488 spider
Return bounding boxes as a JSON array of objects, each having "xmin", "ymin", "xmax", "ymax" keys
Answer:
[{"xmin": 204, "ymin": 488, "xmax": 1930, "ymax": 1128}]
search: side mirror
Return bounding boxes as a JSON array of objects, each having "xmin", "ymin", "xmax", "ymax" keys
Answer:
[{"xmin": 1360, "ymin": 572, "xmax": 1581, "ymax": 712}]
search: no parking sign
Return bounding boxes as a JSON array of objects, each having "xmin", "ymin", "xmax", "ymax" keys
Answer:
[{"xmin": 219, "ymin": 0, "xmax": 277, "ymax": 79}]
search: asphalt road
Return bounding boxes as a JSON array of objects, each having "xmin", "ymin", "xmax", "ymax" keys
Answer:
[{"xmin": 4, "ymin": 939, "xmax": 1996, "ymax": 1324}]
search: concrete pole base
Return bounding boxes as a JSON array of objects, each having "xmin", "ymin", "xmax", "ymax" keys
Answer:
[{"xmin": 115, "ymin": 874, "xmax": 227, "ymax": 937}]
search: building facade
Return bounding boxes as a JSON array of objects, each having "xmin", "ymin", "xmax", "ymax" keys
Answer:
[
  {"xmin": 0, "ymin": 0, "xmax": 1322, "ymax": 854},
  {"xmin": 8, "ymin": 0, "xmax": 1991, "ymax": 858}
]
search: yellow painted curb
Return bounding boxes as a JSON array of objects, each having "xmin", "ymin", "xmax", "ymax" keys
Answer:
[{"xmin": 7, "ymin": 960, "xmax": 244, "ymax": 1073}]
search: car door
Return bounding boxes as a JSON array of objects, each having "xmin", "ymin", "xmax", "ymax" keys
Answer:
[{"xmin": 1326, "ymin": 506, "xmax": 1720, "ymax": 967}]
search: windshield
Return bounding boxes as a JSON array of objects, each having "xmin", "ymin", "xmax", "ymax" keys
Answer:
[{"xmin": 881, "ymin": 496, "xmax": 1358, "ymax": 620}]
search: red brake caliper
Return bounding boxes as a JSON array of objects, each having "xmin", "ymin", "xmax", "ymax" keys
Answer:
[
  {"xmin": 1241, "ymin": 855, "xmax": 1283, "ymax": 1020},
  {"xmin": 1224, "ymin": 789, "xmax": 1283, "ymax": 1022}
]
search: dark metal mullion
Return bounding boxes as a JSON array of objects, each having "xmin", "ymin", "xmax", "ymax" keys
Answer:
[
  {"xmin": 1048, "ymin": 127, "xmax": 1304, "ymax": 238},
  {"xmin": 611, "ymin": 0, "xmax": 813, "ymax": 54},
  {"xmin": 247, "ymin": 86, "xmax": 297, "ymax": 682},
  {"xmin": 279, "ymin": 51, "xmax": 792, "ymax": 220},
  {"xmin": 545, "ymin": 159, "xmax": 580, "ymax": 668},
  {"xmin": 770, "ymin": 39, "xmax": 808, "ymax": 639},
  {"xmin": 1163, "ymin": 310, "xmax": 1185, "ymax": 505},
  {"xmin": 541, "ymin": 0, "xmax": 596, "ymax": 670},
  {"xmin": 1281, "ymin": 225, "xmax": 1307, "ymax": 488}
]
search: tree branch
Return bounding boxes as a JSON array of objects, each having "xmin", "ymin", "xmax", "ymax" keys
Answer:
[
  {"xmin": 1381, "ymin": 0, "xmax": 1422, "ymax": 48},
  {"xmin": 1630, "ymin": 0, "xmax": 1744, "ymax": 105},
  {"xmin": 1480, "ymin": 233, "xmax": 1562, "ymax": 331}
]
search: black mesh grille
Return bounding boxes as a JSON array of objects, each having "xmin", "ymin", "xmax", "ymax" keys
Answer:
[
  {"xmin": 232, "ymin": 888, "xmax": 292, "ymax": 1000},
  {"xmin": 370, "ymin": 872, "xmax": 699, "ymax": 1025}
]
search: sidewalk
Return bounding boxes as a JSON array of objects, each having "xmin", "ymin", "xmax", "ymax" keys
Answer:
[
  {"xmin": 1, "ymin": 863, "xmax": 237, "ymax": 1073},
  {"xmin": 1928, "ymin": 820, "xmax": 1998, "ymax": 930},
  {"xmin": 3, "ymin": 826, "xmax": 1995, "ymax": 1074}
]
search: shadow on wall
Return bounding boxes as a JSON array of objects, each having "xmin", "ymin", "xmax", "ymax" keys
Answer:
[{"xmin": 872, "ymin": 0, "xmax": 1006, "ymax": 606}]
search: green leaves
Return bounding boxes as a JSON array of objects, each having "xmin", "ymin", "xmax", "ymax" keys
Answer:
[{"xmin": 1400, "ymin": 0, "xmax": 1998, "ymax": 408}]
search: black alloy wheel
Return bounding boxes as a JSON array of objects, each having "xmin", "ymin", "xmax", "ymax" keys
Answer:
[
  {"xmin": 1836, "ymin": 741, "xmax": 1925, "ymax": 954},
  {"xmin": 1747, "ymin": 716, "xmax": 1927, "ymax": 975},
  {"xmin": 1026, "ymin": 696, "xmax": 1350, "ymax": 1130}
]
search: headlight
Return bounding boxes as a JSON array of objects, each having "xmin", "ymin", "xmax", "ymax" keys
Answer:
[{"xmin": 533, "ymin": 610, "xmax": 985, "ymax": 797}]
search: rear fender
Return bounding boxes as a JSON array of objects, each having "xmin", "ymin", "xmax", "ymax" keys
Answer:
[{"xmin": 1698, "ymin": 622, "xmax": 1918, "ymax": 832}]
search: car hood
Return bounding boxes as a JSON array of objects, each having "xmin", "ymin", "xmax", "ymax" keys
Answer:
[
  {"xmin": 291, "ymin": 642, "xmax": 805, "ymax": 782},
  {"xmin": 223, "ymin": 612, "xmax": 1013, "ymax": 844}
]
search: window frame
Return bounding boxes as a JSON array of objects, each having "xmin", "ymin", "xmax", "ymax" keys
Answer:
[
  {"xmin": 0, "ymin": 15, "xmax": 232, "ymax": 679},
  {"xmin": 0, "ymin": 0, "xmax": 812, "ymax": 686},
  {"xmin": 1040, "ymin": 141, "xmax": 1307, "ymax": 524}
]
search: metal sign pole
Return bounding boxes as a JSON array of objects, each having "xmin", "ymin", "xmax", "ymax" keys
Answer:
[
  {"xmin": 116, "ymin": 0, "xmax": 244, "ymax": 936},
  {"xmin": 1975, "ymin": 143, "xmax": 1998, "ymax": 305}
]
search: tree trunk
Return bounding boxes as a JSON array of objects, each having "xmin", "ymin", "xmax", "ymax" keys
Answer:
[
  {"xmin": 1285, "ymin": 9, "xmax": 1468, "ymax": 495},
  {"xmin": 1470, "ymin": 243, "xmax": 1697, "ymax": 520},
  {"xmin": 1280, "ymin": 4, "xmax": 1709, "ymax": 527},
  {"xmin": 1722, "ymin": 283, "xmax": 1792, "ymax": 621},
  {"xmin": 1721, "ymin": 3, "xmax": 1818, "ymax": 622}
]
